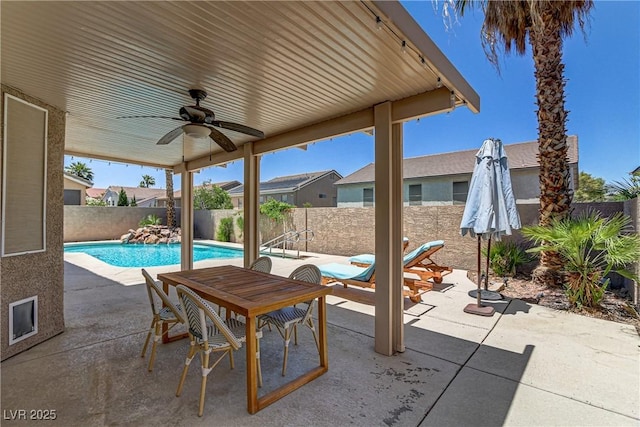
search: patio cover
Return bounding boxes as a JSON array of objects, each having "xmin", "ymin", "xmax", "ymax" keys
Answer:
[{"xmin": 2, "ymin": 1, "xmax": 480, "ymax": 356}]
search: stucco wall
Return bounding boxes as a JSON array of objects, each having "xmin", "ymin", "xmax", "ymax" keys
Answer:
[
  {"xmin": 296, "ymin": 172, "xmax": 340, "ymax": 207},
  {"xmin": 64, "ymin": 206, "xmax": 181, "ymax": 242},
  {"xmin": 1, "ymin": 85, "xmax": 65, "ymax": 361},
  {"xmin": 63, "ymin": 177, "xmax": 87, "ymax": 205}
]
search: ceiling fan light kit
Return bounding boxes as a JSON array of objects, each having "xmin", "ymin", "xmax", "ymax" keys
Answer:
[
  {"xmin": 116, "ymin": 89, "xmax": 264, "ymax": 152},
  {"xmin": 183, "ymin": 124, "xmax": 211, "ymax": 138}
]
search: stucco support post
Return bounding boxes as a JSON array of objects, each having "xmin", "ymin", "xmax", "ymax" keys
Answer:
[
  {"xmin": 180, "ymin": 170, "xmax": 194, "ymax": 270},
  {"xmin": 374, "ymin": 101, "xmax": 405, "ymax": 355},
  {"xmin": 243, "ymin": 142, "xmax": 260, "ymax": 267}
]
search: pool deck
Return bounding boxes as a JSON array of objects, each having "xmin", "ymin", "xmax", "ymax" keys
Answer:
[{"xmin": 2, "ymin": 244, "xmax": 638, "ymax": 426}]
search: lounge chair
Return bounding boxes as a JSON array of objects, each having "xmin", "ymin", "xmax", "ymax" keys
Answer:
[
  {"xmin": 349, "ymin": 240, "xmax": 452, "ymax": 284},
  {"xmin": 320, "ymin": 241, "xmax": 451, "ymax": 303},
  {"xmin": 349, "ymin": 238, "xmax": 409, "ymax": 267}
]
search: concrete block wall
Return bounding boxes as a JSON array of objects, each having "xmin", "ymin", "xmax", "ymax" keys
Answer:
[
  {"xmin": 63, "ymin": 201, "xmax": 637, "ymax": 300},
  {"xmin": 63, "ymin": 206, "xmax": 181, "ymax": 242}
]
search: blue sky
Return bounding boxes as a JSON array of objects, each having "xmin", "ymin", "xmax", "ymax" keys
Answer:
[{"xmin": 66, "ymin": 0, "xmax": 639, "ymax": 190}]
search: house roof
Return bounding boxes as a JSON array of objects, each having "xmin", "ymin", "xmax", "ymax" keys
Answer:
[
  {"xmin": 86, "ymin": 188, "xmax": 106, "ymax": 199},
  {"xmin": 2, "ymin": 1, "xmax": 478, "ymax": 172},
  {"xmin": 335, "ymin": 136, "xmax": 579, "ymax": 185},
  {"xmin": 104, "ymin": 186, "xmax": 167, "ymax": 204},
  {"xmin": 63, "ymin": 172, "xmax": 93, "ymax": 187},
  {"xmin": 229, "ymin": 170, "xmax": 342, "ymax": 195}
]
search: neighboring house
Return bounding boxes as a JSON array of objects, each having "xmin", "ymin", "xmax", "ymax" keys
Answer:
[
  {"xmin": 63, "ymin": 172, "xmax": 93, "ymax": 205},
  {"xmin": 156, "ymin": 180, "xmax": 241, "ymax": 208},
  {"xmin": 101, "ymin": 186, "xmax": 167, "ymax": 207},
  {"xmin": 228, "ymin": 170, "xmax": 343, "ymax": 208},
  {"xmin": 86, "ymin": 187, "xmax": 106, "ymax": 200},
  {"xmin": 336, "ymin": 136, "xmax": 579, "ymax": 207}
]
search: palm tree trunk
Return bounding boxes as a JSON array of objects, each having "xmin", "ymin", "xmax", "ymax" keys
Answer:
[
  {"xmin": 529, "ymin": 11, "xmax": 573, "ymax": 286},
  {"xmin": 165, "ymin": 169, "xmax": 176, "ymax": 228}
]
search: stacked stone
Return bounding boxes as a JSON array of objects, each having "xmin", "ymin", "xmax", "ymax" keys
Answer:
[{"xmin": 120, "ymin": 226, "xmax": 181, "ymax": 244}]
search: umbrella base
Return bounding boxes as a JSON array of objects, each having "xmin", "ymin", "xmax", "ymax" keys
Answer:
[
  {"xmin": 464, "ymin": 303, "xmax": 495, "ymax": 317},
  {"xmin": 468, "ymin": 289, "xmax": 503, "ymax": 301}
]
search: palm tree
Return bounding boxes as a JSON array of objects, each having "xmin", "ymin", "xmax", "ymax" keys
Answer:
[
  {"xmin": 165, "ymin": 169, "xmax": 176, "ymax": 228},
  {"xmin": 455, "ymin": 0, "xmax": 593, "ymax": 286},
  {"xmin": 65, "ymin": 161, "xmax": 94, "ymax": 183},
  {"xmin": 139, "ymin": 174, "xmax": 156, "ymax": 188},
  {"xmin": 607, "ymin": 172, "xmax": 640, "ymax": 201}
]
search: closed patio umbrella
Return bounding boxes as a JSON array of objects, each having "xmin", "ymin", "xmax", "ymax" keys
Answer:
[{"xmin": 460, "ymin": 138, "xmax": 521, "ymax": 316}]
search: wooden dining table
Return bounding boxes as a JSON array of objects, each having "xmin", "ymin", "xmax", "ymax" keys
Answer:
[{"xmin": 157, "ymin": 265, "xmax": 332, "ymax": 414}]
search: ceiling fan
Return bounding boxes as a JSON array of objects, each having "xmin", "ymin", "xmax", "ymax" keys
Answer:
[{"xmin": 117, "ymin": 89, "xmax": 264, "ymax": 152}]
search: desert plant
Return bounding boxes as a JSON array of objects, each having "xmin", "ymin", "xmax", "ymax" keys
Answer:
[
  {"xmin": 236, "ymin": 215, "xmax": 244, "ymax": 238},
  {"xmin": 139, "ymin": 214, "xmax": 161, "ymax": 227},
  {"xmin": 216, "ymin": 217, "xmax": 234, "ymax": 242},
  {"xmin": 483, "ymin": 240, "xmax": 532, "ymax": 277},
  {"xmin": 607, "ymin": 173, "xmax": 640, "ymax": 201},
  {"xmin": 522, "ymin": 211, "xmax": 640, "ymax": 308}
]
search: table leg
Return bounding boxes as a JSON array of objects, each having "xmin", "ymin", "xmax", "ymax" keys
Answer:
[
  {"xmin": 161, "ymin": 281, "xmax": 187, "ymax": 344},
  {"xmin": 245, "ymin": 315, "xmax": 258, "ymax": 414},
  {"xmin": 318, "ymin": 296, "xmax": 328, "ymax": 368}
]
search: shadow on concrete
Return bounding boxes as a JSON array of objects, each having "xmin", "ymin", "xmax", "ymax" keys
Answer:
[{"xmin": 0, "ymin": 262, "xmax": 533, "ymax": 427}]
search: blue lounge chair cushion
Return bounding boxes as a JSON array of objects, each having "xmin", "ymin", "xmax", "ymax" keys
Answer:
[
  {"xmin": 348, "ymin": 253, "xmax": 375, "ymax": 265},
  {"xmin": 348, "ymin": 240, "xmax": 445, "ymax": 267},
  {"xmin": 318, "ymin": 262, "xmax": 376, "ymax": 282}
]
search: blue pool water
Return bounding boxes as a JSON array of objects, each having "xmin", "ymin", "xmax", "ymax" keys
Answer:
[{"xmin": 64, "ymin": 243, "xmax": 243, "ymax": 267}]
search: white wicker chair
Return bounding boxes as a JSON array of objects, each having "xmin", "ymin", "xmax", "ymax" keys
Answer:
[
  {"xmin": 258, "ymin": 264, "xmax": 321, "ymax": 376},
  {"xmin": 140, "ymin": 268, "xmax": 184, "ymax": 372},
  {"xmin": 249, "ymin": 256, "xmax": 272, "ymax": 273},
  {"xmin": 175, "ymin": 285, "xmax": 262, "ymax": 417}
]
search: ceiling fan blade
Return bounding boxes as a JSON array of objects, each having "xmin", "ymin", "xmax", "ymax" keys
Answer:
[
  {"xmin": 206, "ymin": 126, "xmax": 237, "ymax": 152},
  {"xmin": 213, "ymin": 121, "xmax": 264, "ymax": 138},
  {"xmin": 157, "ymin": 126, "xmax": 185, "ymax": 145},
  {"xmin": 116, "ymin": 115, "xmax": 185, "ymax": 121}
]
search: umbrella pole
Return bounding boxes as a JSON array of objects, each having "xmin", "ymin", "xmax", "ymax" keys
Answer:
[
  {"xmin": 476, "ymin": 236, "xmax": 482, "ymax": 306},
  {"xmin": 464, "ymin": 235, "xmax": 495, "ymax": 316},
  {"xmin": 485, "ymin": 237, "xmax": 492, "ymax": 291}
]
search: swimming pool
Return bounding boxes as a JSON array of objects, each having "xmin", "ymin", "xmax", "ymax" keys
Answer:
[{"xmin": 64, "ymin": 242, "xmax": 243, "ymax": 267}]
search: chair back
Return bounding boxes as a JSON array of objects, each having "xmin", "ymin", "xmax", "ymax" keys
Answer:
[
  {"xmin": 288, "ymin": 264, "xmax": 321, "ymax": 322},
  {"xmin": 176, "ymin": 285, "xmax": 242, "ymax": 350},
  {"xmin": 288, "ymin": 264, "xmax": 322, "ymax": 285},
  {"xmin": 249, "ymin": 256, "xmax": 272, "ymax": 273},
  {"xmin": 141, "ymin": 269, "xmax": 184, "ymax": 323},
  {"xmin": 403, "ymin": 240, "xmax": 445, "ymax": 267}
]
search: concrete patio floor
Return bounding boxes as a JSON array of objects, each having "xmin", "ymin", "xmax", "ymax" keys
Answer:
[{"xmin": 2, "ymin": 249, "xmax": 638, "ymax": 426}]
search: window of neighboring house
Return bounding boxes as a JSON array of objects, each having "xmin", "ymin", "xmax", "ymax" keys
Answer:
[
  {"xmin": 453, "ymin": 181, "xmax": 469, "ymax": 204},
  {"xmin": 259, "ymin": 196, "xmax": 264, "ymax": 203},
  {"xmin": 318, "ymin": 193, "xmax": 327, "ymax": 199},
  {"xmin": 238, "ymin": 199, "xmax": 243, "ymax": 209},
  {"xmin": 363, "ymin": 188, "xmax": 374, "ymax": 207},
  {"xmin": 408, "ymin": 184, "xmax": 422, "ymax": 206},
  {"xmin": 281, "ymin": 194, "xmax": 288, "ymax": 202},
  {"xmin": 64, "ymin": 189, "xmax": 82, "ymax": 205}
]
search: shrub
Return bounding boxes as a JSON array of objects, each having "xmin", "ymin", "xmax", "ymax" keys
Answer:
[
  {"xmin": 236, "ymin": 215, "xmax": 244, "ymax": 238},
  {"xmin": 483, "ymin": 240, "xmax": 532, "ymax": 277},
  {"xmin": 259, "ymin": 199, "xmax": 294, "ymax": 222},
  {"xmin": 522, "ymin": 211, "xmax": 640, "ymax": 308},
  {"xmin": 216, "ymin": 217, "xmax": 234, "ymax": 242},
  {"xmin": 139, "ymin": 214, "xmax": 161, "ymax": 227}
]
